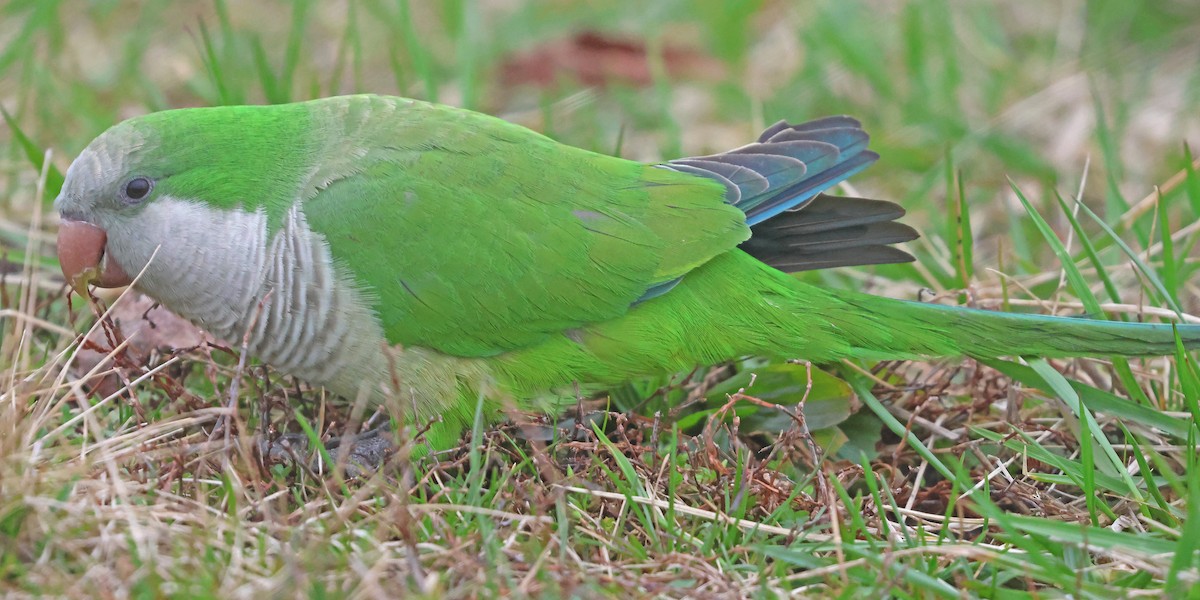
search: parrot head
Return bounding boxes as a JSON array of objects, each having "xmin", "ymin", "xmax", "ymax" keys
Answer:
[
  {"xmin": 52, "ymin": 103, "xmax": 395, "ymax": 403},
  {"xmin": 54, "ymin": 104, "xmax": 315, "ymax": 297}
]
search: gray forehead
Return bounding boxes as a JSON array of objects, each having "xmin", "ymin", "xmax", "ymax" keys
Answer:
[{"xmin": 56, "ymin": 126, "xmax": 143, "ymax": 212}]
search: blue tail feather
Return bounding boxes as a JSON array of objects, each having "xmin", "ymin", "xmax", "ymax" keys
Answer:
[
  {"xmin": 745, "ymin": 151, "xmax": 878, "ymax": 226},
  {"xmin": 733, "ymin": 140, "xmax": 841, "ymax": 173},
  {"xmin": 785, "ymin": 115, "xmax": 862, "ymax": 134},
  {"xmin": 693, "ymin": 152, "xmax": 806, "ymax": 191},
  {"xmin": 671, "ymin": 159, "xmax": 769, "ymax": 200},
  {"xmin": 664, "ymin": 117, "xmax": 880, "ymax": 228}
]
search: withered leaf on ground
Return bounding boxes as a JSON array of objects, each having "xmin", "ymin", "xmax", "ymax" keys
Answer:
[
  {"xmin": 501, "ymin": 30, "xmax": 725, "ymax": 89},
  {"xmin": 72, "ymin": 293, "xmax": 212, "ymax": 397}
]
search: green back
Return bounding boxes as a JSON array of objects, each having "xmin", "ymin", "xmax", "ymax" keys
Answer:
[{"xmin": 300, "ymin": 95, "xmax": 749, "ymax": 357}]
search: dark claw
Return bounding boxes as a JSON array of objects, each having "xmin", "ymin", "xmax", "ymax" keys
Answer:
[
  {"xmin": 316, "ymin": 426, "xmax": 397, "ymax": 477},
  {"xmin": 257, "ymin": 426, "xmax": 397, "ymax": 478}
]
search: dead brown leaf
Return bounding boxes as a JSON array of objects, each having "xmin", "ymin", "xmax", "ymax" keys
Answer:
[
  {"xmin": 500, "ymin": 30, "xmax": 725, "ymax": 89},
  {"xmin": 73, "ymin": 292, "xmax": 211, "ymax": 397}
]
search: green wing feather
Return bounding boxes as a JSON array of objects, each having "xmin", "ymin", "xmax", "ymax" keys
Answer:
[{"xmin": 301, "ymin": 95, "xmax": 749, "ymax": 357}]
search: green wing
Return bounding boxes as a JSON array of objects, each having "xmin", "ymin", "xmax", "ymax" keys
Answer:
[{"xmin": 301, "ymin": 95, "xmax": 749, "ymax": 357}]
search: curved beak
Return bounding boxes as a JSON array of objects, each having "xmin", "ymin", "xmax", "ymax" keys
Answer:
[{"xmin": 57, "ymin": 219, "xmax": 133, "ymax": 290}]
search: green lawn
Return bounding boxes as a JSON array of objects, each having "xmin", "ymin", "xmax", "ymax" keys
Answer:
[{"xmin": 2, "ymin": 0, "xmax": 1200, "ymax": 596}]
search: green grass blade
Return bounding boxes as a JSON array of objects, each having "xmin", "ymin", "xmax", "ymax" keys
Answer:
[
  {"xmin": 1184, "ymin": 143, "xmax": 1200, "ymax": 217},
  {"xmin": 1, "ymin": 105, "xmax": 64, "ymax": 202},
  {"xmin": 1074, "ymin": 198, "xmax": 1185, "ymax": 316},
  {"xmin": 979, "ymin": 357, "xmax": 1191, "ymax": 438},
  {"xmin": 1031, "ymin": 358, "xmax": 1145, "ymax": 504},
  {"xmin": 1009, "ymin": 180, "xmax": 1101, "ymax": 314},
  {"xmin": 847, "ymin": 371, "xmax": 954, "ymax": 481}
]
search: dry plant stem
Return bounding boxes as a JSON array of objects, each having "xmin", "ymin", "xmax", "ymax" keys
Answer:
[
  {"xmin": 212, "ymin": 288, "xmax": 273, "ymax": 449},
  {"xmin": 1120, "ymin": 153, "xmax": 1200, "ymax": 227},
  {"xmin": 793, "ymin": 361, "xmax": 850, "ymax": 585},
  {"xmin": 1051, "ymin": 156, "xmax": 1090, "ymax": 314},
  {"xmin": 886, "ymin": 402, "xmax": 962, "ymax": 441},
  {"xmin": 46, "ymin": 247, "xmax": 163, "ymax": 455},
  {"xmin": 5, "ymin": 150, "xmax": 50, "ymax": 379},
  {"xmin": 0, "ymin": 308, "xmax": 74, "ymax": 336},
  {"xmin": 381, "ymin": 343, "xmax": 429, "ymax": 590},
  {"xmin": 839, "ymin": 360, "xmax": 898, "ymax": 390},
  {"xmin": 555, "ymin": 484, "xmax": 905, "ymax": 543},
  {"xmin": 378, "ymin": 341, "xmax": 428, "ymax": 590},
  {"xmin": 668, "ymin": 365, "xmax": 730, "ymax": 420},
  {"xmin": 782, "ymin": 544, "xmax": 1006, "ymax": 585},
  {"xmin": 44, "ymin": 351, "xmax": 178, "ymax": 445}
]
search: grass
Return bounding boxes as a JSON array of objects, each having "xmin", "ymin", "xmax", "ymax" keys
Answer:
[{"xmin": 3, "ymin": 0, "xmax": 1200, "ymax": 596}]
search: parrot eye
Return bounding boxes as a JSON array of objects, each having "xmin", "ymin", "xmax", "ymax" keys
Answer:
[{"xmin": 122, "ymin": 177, "xmax": 153, "ymax": 203}]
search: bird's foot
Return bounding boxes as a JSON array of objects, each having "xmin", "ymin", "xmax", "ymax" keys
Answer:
[{"xmin": 257, "ymin": 426, "xmax": 397, "ymax": 478}]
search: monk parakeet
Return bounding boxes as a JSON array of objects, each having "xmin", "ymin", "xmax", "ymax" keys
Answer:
[{"xmin": 54, "ymin": 94, "xmax": 1200, "ymax": 450}]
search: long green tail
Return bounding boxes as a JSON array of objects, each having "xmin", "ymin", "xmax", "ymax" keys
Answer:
[
  {"xmin": 837, "ymin": 290, "xmax": 1200, "ymax": 359},
  {"xmin": 497, "ymin": 251, "xmax": 1197, "ymax": 396}
]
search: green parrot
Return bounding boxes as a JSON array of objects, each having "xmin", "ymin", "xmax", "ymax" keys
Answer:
[{"xmin": 54, "ymin": 94, "xmax": 1199, "ymax": 450}]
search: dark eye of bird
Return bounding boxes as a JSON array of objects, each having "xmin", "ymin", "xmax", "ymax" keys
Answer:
[{"xmin": 123, "ymin": 177, "xmax": 153, "ymax": 202}]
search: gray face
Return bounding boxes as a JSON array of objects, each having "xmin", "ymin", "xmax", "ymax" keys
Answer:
[
  {"xmin": 55, "ymin": 122, "xmax": 262, "ymax": 311},
  {"xmin": 55, "ymin": 127, "xmax": 155, "ymax": 289}
]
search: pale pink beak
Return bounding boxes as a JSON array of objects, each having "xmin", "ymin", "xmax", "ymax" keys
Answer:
[{"xmin": 57, "ymin": 220, "xmax": 133, "ymax": 290}]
